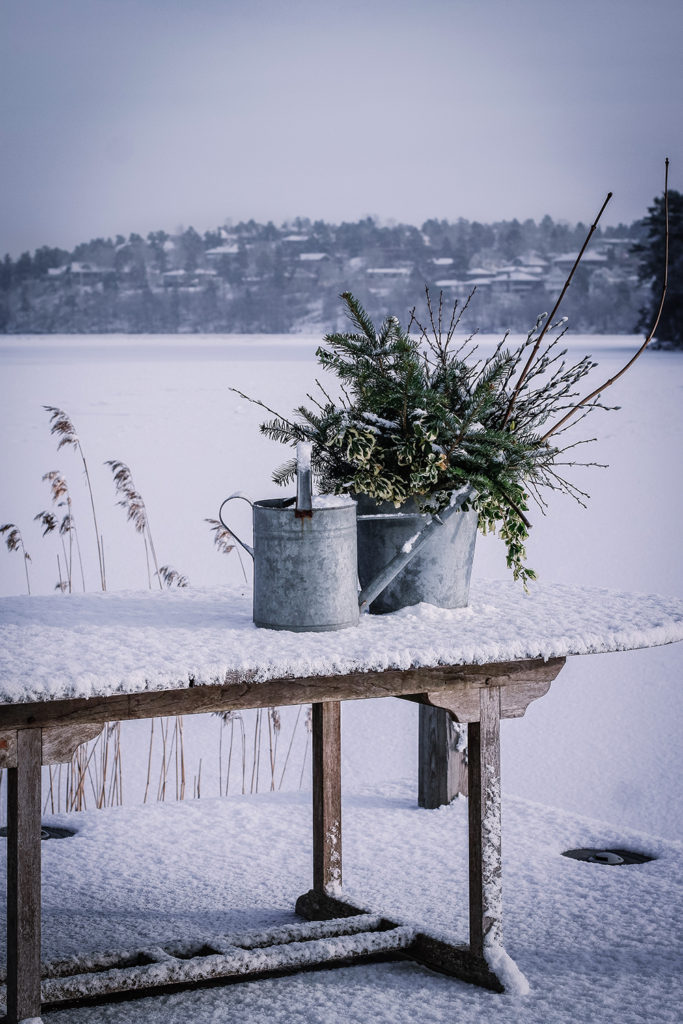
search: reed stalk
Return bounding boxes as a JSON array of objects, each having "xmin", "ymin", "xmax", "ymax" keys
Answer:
[
  {"xmin": 105, "ymin": 460, "xmax": 163, "ymax": 589},
  {"xmin": 158, "ymin": 718, "xmax": 169, "ymax": 801},
  {"xmin": 44, "ymin": 407, "xmax": 106, "ymax": 590},
  {"xmin": 157, "ymin": 566, "xmax": 189, "ymax": 588},
  {"xmin": 144, "ymin": 719, "xmax": 155, "ymax": 803},
  {"xmin": 299, "ymin": 706, "xmax": 312, "ymax": 789},
  {"xmin": 250, "ymin": 710, "xmax": 261, "ymax": 793},
  {"xmin": 117, "ymin": 725, "xmax": 123, "ymax": 803},
  {"xmin": 206, "ymin": 518, "xmax": 249, "ymax": 583},
  {"xmin": 278, "ymin": 705, "xmax": 302, "ymax": 790},
  {"xmin": 179, "ymin": 716, "xmax": 186, "ymax": 800},
  {"xmin": 268, "ymin": 708, "xmax": 281, "ymax": 791},
  {"xmin": 226, "ymin": 716, "xmax": 236, "ymax": 795},
  {"xmin": 219, "ymin": 717, "xmax": 224, "ymax": 796},
  {"xmin": 99, "ymin": 724, "xmax": 111, "ymax": 809},
  {"xmin": 240, "ymin": 715, "xmax": 246, "ymax": 794},
  {"xmin": 0, "ymin": 524, "xmax": 32, "ymax": 595}
]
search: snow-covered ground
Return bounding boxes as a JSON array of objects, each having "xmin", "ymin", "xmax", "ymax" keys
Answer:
[
  {"xmin": 0, "ymin": 332, "xmax": 681, "ymax": 1021},
  {"xmin": 1, "ymin": 783, "xmax": 681, "ymax": 1024}
]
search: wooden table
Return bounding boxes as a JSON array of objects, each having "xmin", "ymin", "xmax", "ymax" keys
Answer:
[{"xmin": 1, "ymin": 582, "xmax": 682, "ymax": 1022}]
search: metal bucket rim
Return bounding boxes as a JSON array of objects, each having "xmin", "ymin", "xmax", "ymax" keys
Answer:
[{"xmin": 254, "ymin": 497, "xmax": 355, "ymax": 512}]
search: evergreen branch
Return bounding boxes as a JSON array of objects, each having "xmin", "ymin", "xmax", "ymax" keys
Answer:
[
  {"xmin": 230, "ymin": 387, "xmax": 299, "ymax": 432},
  {"xmin": 338, "ymin": 291, "xmax": 379, "ymax": 346}
]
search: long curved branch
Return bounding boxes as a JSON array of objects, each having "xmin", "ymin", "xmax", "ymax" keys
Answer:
[
  {"xmin": 541, "ymin": 159, "xmax": 670, "ymax": 443},
  {"xmin": 501, "ymin": 192, "xmax": 613, "ymax": 429}
]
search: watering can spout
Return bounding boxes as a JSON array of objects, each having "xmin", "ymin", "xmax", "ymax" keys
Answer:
[
  {"xmin": 219, "ymin": 474, "xmax": 476, "ymax": 629},
  {"xmin": 357, "ymin": 485, "xmax": 475, "ymax": 611}
]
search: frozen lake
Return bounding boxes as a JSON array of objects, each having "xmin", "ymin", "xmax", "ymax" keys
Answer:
[{"xmin": 0, "ymin": 333, "xmax": 681, "ymax": 840}]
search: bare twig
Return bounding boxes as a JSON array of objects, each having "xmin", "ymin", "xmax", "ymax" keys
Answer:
[
  {"xmin": 542, "ymin": 160, "xmax": 669, "ymax": 441},
  {"xmin": 501, "ymin": 191, "xmax": 613, "ymax": 428}
]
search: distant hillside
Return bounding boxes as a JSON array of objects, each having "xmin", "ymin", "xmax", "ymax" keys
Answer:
[{"xmin": 0, "ymin": 214, "xmax": 647, "ymax": 335}]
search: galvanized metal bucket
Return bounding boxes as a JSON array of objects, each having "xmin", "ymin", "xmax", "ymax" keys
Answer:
[
  {"xmin": 355, "ymin": 493, "xmax": 478, "ymax": 614},
  {"xmin": 220, "ymin": 444, "xmax": 477, "ymax": 630},
  {"xmin": 221, "ymin": 492, "xmax": 360, "ymax": 632}
]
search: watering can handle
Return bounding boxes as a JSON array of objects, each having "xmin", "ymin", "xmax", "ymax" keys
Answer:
[{"xmin": 218, "ymin": 494, "xmax": 255, "ymax": 559}]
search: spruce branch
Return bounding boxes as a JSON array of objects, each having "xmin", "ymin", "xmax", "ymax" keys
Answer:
[{"xmin": 230, "ymin": 387, "xmax": 300, "ymax": 433}]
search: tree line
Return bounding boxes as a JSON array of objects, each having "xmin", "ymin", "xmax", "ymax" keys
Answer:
[{"xmin": 0, "ymin": 196, "xmax": 679, "ymax": 344}]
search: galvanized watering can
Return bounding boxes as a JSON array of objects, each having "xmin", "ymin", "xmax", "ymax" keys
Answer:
[{"xmin": 220, "ymin": 444, "xmax": 474, "ymax": 632}]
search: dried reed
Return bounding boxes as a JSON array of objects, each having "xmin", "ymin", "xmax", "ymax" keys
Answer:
[
  {"xmin": 145, "ymin": 716, "xmax": 187, "ymax": 802},
  {"xmin": 44, "ymin": 406, "xmax": 106, "ymax": 590},
  {"xmin": 41, "ymin": 470, "xmax": 86, "ymax": 592},
  {"xmin": 300, "ymin": 706, "xmax": 313, "ymax": 789},
  {"xmin": 278, "ymin": 704, "xmax": 303, "ymax": 790},
  {"xmin": 41, "ymin": 723, "xmax": 124, "ymax": 814},
  {"xmin": 157, "ymin": 565, "xmax": 190, "ymax": 588},
  {"xmin": 35, "ymin": 510, "xmax": 71, "ymax": 592},
  {"xmin": 105, "ymin": 460, "xmax": 163, "ymax": 589},
  {"xmin": 0, "ymin": 523, "xmax": 32, "ymax": 594},
  {"xmin": 206, "ymin": 518, "xmax": 249, "ymax": 583},
  {"xmin": 267, "ymin": 707, "xmax": 281, "ymax": 791}
]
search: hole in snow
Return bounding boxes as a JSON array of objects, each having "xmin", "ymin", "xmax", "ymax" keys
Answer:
[
  {"xmin": 168, "ymin": 944, "xmax": 220, "ymax": 960},
  {"xmin": 562, "ymin": 847, "xmax": 655, "ymax": 866},
  {"xmin": 0, "ymin": 824, "xmax": 76, "ymax": 841}
]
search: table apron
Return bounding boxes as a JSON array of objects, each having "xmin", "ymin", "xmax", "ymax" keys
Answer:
[{"xmin": 0, "ymin": 657, "xmax": 565, "ymax": 737}]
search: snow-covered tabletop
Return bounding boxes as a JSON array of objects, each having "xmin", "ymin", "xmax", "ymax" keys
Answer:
[{"xmin": 1, "ymin": 580, "xmax": 683, "ymax": 706}]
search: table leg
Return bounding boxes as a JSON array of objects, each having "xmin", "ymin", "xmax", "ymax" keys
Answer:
[
  {"xmin": 299, "ymin": 692, "xmax": 506, "ymax": 991},
  {"xmin": 418, "ymin": 704, "xmax": 468, "ymax": 807},
  {"xmin": 468, "ymin": 685, "xmax": 503, "ymax": 959},
  {"xmin": 311, "ymin": 701, "xmax": 342, "ymax": 896},
  {"xmin": 7, "ymin": 728, "xmax": 42, "ymax": 1024}
]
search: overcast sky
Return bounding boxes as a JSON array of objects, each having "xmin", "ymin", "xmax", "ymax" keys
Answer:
[{"xmin": 1, "ymin": 0, "xmax": 681, "ymax": 256}]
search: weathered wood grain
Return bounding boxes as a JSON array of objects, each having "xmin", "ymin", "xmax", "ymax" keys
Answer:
[
  {"xmin": 409, "ymin": 932, "xmax": 504, "ymax": 992},
  {"xmin": 0, "ymin": 658, "xmax": 565, "ymax": 731},
  {"xmin": 6, "ymin": 728, "xmax": 42, "ymax": 1024},
  {"xmin": 295, "ymin": 889, "xmax": 505, "ymax": 991},
  {"xmin": 418, "ymin": 706, "xmax": 467, "ymax": 807},
  {"xmin": 312, "ymin": 702, "xmax": 342, "ymax": 895},
  {"xmin": 468, "ymin": 685, "xmax": 503, "ymax": 959},
  {"xmin": 295, "ymin": 888, "xmax": 371, "ymax": 922},
  {"xmin": 41, "ymin": 722, "xmax": 105, "ymax": 765},
  {"xmin": 0, "ymin": 728, "xmax": 17, "ymax": 768},
  {"xmin": 407, "ymin": 657, "xmax": 564, "ymax": 723}
]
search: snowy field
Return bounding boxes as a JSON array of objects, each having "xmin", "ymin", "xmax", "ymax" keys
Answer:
[
  {"xmin": 2, "ymin": 785, "xmax": 682, "ymax": 1024},
  {"xmin": 0, "ymin": 333, "xmax": 681, "ymax": 1021}
]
